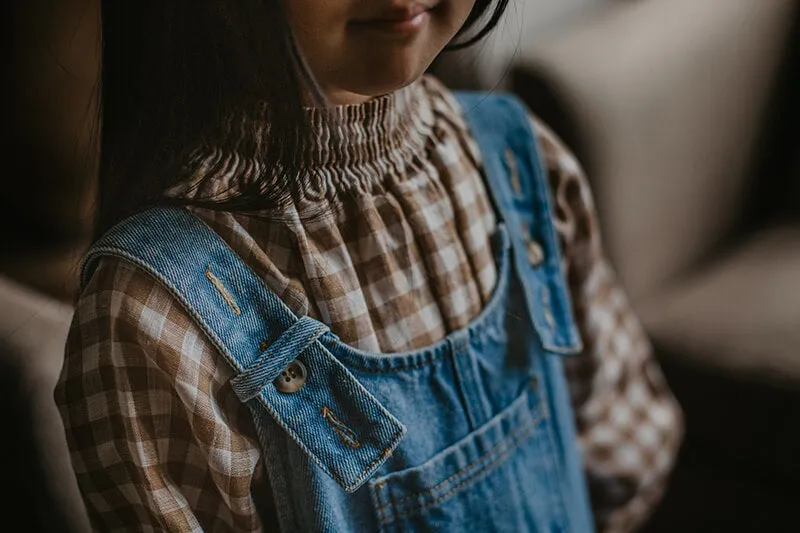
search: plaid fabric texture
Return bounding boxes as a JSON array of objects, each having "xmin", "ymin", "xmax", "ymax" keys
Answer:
[{"xmin": 56, "ymin": 76, "xmax": 682, "ymax": 532}]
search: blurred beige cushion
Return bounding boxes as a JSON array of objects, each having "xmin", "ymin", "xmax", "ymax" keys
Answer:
[
  {"xmin": 640, "ymin": 225, "xmax": 800, "ymax": 387},
  {"xmin": 514, "ymin": 0, "xmax": 797, "ymax": 300},
  {"xmin": 0, "ymin": 275, "xmax": 90, "ymax": 532}
]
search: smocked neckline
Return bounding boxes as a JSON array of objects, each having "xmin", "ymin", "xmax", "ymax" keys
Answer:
[
  {"xmin": 304, "ymin": 80, "xmax": 433, "ymax": 167},
  {"xmin": 297, "ymin": 79, "xmax": 436, "ymax": 202},
  {"xmin": 170, "ymin": 77, "xmax": 441, "ymax": 207}
]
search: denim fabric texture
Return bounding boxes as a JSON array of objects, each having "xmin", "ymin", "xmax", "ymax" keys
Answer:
[{"xmin": 83, "ymin": 92, "xmax": 595, "ymax": 532}]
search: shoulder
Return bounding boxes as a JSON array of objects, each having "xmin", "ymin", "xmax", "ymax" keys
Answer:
[
  {"xmin": 65, "ymin": 255, "xmax": 207, "ymax": 380},
  {"xmin": 59, "ymin": 252, "xmax": 235, "ymax": 418},
  {"xmin": 65, "ymin": 258, "xmax": 174, "ymax": 376},
  {"xmin": 75, "ymin": 256, "xmax": 174, "ymax": 332}
]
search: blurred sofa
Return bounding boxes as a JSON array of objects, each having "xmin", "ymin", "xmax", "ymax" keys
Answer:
[
  {"xmin": 0, "ymin": 277, "xmax": 90, "ymax": 532},
  {"xmin": 509, "ymin": 0, "xmax": 800, "ymax": 530},
  {"xmin": 2, "ymin": 1, "xmax": 97, "ymax": 530}
]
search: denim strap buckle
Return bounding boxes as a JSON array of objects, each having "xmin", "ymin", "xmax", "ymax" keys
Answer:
[{"xmin": 231, "ymin": 316, "xmax": 329, "ymax": 402}]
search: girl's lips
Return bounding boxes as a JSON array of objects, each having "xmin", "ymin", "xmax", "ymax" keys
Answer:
[
  {"xmin": 351, "ymin": 4, "xmax": 437, "ymax": 36},
  {"xmin": 362, "ymin": 11, "xmax": 429, "ymax": 33}
]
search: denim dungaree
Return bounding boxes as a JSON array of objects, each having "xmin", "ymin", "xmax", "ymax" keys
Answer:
[{"xmin": 84, "ymin": 93, "xmax": 595, "ymax": 532}]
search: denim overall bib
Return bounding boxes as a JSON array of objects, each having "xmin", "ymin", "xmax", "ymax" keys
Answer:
[{"xmin": 84, "ymin": 93, "xmax": 594, "ymax": 532}]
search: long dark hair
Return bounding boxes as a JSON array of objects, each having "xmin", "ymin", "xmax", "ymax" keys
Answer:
[{"xmin": 97, "ymin": 0, "xmax": 509, "ymax": 236}]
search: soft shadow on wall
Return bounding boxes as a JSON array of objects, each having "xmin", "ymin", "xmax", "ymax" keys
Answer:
[{"xmin": 4, "ymin": 0, "xmax": 100, "ymax": 301}]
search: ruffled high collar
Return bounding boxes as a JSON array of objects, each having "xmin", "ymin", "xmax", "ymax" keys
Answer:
[{"xmin": 172, "ymin": 78, "xmax": 438, "ymax": 206}]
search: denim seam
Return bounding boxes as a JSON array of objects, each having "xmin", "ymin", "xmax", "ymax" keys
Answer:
[
  {"xmin": 249, "ymin": 413, "xmax": 298, "ymax": 530},
  {"xmin": 449, "ymin": 343, "xmax": 478, "ymax": 432},
  {"xmin": 351, "ymin": 445, "xmax": 400, "ymax": 489},
  {"xmin": 532, "ymin": 373, "xmax": 571, "ymax": 532},
  {"xmin": 377, "ymin": 406, "xmax": 543, "ymax": 523},
  {"xmin": 347, "ymin": 352, "xmax": 448, "ymax": 374}
]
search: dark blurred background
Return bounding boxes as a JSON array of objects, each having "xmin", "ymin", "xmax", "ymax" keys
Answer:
[{"xmin": 3, "ymin": 0, "xmax": 799, "ymax": 531}]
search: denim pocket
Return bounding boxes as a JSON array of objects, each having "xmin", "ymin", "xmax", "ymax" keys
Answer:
[{"xmin": 369, "ymin": 379, "xmax": 568, "ymax": 532}]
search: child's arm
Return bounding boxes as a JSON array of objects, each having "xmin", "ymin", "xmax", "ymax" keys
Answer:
[
  {"xmin": 56, "ymin": 259, "xmax": 269, "ymax": 532},
  {"xmin": 533, "ymin": 117, "xmax": 684, "ymax": 533}
]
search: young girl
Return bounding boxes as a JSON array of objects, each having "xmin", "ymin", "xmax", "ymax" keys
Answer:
[{"xmin": 56, "ymin": 1, "xmax": 683, "ymax": 532}]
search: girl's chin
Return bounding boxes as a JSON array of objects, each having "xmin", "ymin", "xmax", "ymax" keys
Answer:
[{"xmin": 322, "ymin": 57, "xmax": 432, "ymax": 105}]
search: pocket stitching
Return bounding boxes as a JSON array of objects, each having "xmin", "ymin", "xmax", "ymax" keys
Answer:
[
  {"xmin": 376, "ymin": 401, "xmax": 543, "ymax": 522},
  {"xmin": 375, "ymin": 405, "xmax": 539, "ymax": 510}
]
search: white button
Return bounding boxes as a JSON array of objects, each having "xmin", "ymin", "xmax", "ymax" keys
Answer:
[{"xmin": 274, "ymin": 360, "xmax": 308, "ymax": 393}]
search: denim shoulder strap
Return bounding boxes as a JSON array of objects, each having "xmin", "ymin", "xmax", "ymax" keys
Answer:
[
  {"xmin": 454, "ymin": 92, "xmax": 583, "ymax": 354},
  {"xmin": 82, "ymin": 207, "xmax": 406, "ymax": 493}
]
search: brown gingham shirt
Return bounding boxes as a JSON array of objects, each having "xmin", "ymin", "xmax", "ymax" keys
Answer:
[{"xmin": 56, "ymin": 76, "xmax": 683, "ymax": 533}]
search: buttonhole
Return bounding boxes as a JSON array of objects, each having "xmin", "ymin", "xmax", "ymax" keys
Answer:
[
  {"xmin": 321, "ymin": 406, "xmax": 361, "ymax": 449},
  {"xmin": 504, "ymin": 148, "xmax": 523, "ymax": 196},
  {"xmin": 541, "ymin": 287, "xmax": 555, "ymax": 331},
  {"xmin": 205, "ymin": 266, "xmax": 242, "ymax": 316}
]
